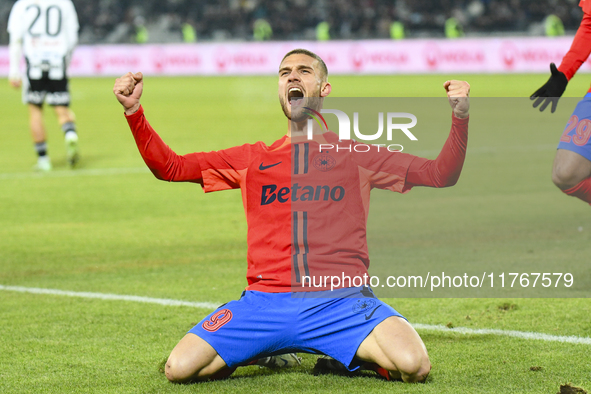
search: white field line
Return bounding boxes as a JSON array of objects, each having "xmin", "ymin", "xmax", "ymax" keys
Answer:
[
  {"xmin": 0, "ymin": 285, "xmax": 219, "ymax": 310},
  {"xmin": 2, "ymin": 284, "xmax": 590, "ymax": 346},
  {"xmin": 412, "ymin": 324, "xmax": 591, "ymax": 345}
]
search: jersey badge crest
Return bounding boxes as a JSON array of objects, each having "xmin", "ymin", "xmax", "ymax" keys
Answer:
[
  {"xmin": 352, "ymin": 299, "xmax": 377, "ymax": 314},
  {"xmin": 313, "ymin": 153, "xmax": 336, "ymax": 172}
]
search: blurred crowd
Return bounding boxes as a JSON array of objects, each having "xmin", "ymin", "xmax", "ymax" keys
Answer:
[{"xmin": 0, "ymin": 0, "xmax": 584, "ymax": 44}]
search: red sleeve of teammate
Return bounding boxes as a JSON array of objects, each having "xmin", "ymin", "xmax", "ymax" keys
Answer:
[
  {"xmin": 558, "ymin": 8, "xmax": 591, "ymax": 80},
  {"xmin": 406, "ymin": 114, "xmax": 469, "ymax": 188},
  {"xmin": 125, "ymin": 106, "xmax": 203, "ymax": 184}
]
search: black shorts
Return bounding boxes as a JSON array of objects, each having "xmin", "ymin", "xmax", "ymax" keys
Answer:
[{"xmin": 24, "ymin": 72, "xmax": 70, "ymax": 107}]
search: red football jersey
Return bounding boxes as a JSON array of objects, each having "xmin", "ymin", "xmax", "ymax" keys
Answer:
[
  {"xmin": 126, "ymin": 106, "xmax": 468, "ymax": 293},
  {"xmin": 581, "ymin": 0, "xmax": 591, "ymax": 14},
  {"xmin": 558, "ymin": 1, "xmax": 591, "ymax": 80},
  {"xmin": 198, "ymin": 132, "xmax": 416, "ymax": 292}
]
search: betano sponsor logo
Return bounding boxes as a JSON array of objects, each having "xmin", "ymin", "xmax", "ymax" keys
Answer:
[{"xmin": 261, "ymin": 183, "xmax": 345, "ymax": 205}]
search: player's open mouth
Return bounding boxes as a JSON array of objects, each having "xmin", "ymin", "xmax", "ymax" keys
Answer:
[{"xmin": 288, "ymin": 87, "xmax": 304, "ymax": 107}]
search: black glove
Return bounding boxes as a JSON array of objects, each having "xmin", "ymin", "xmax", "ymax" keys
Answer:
[{"xmin": 530, "ymin": 62, "xmax": 568, "ymax": 113}]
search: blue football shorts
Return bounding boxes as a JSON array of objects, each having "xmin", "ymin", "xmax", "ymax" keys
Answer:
[
  {"xmin": 188, "ymin": 286, "xmax": 404, "ymax": 371},
  {"xmin": 557, "ymin": 93, "xmax": 591, "ymax": 161}
]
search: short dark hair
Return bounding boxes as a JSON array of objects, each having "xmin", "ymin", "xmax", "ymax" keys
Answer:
[{"xmin": 281, "ymin": 48, "xmax": 328, "ymax": 80}]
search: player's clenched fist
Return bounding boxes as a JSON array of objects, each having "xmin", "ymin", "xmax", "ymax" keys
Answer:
[
  {"xmin": 444, "ymin": 80, "xmax": 470, "ymax": 119},
  {"xmin": 113, "ymin": 72, "xmax": 143, "ymax": 115}
]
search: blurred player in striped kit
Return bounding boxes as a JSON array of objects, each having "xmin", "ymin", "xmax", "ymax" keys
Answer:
[
  {"xmin": 8, "ymin": 0, "xmax": 80, "ymax": 171},
  {"xmin": 531, "ymin": 0, "xmax": 591, "ymax": 205}
]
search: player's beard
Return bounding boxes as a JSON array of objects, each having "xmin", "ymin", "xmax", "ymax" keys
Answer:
[
  {"xmin": 279, "ymin": 95, "xmax": 292, "ymax": 120},
  {"xmin": 279, "ymin": 93, "xmax": 323, "ymax": 123}
]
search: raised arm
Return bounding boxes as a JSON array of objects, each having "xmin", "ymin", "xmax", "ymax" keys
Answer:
[
  {"xmin": 113, "ymin": 72, "xmax": 203, "ymax": 183},
  {"xmin": 406, "ymin": 80, "xmax": 470, "ymax": 188},
  {"xmin": 113, "ymin": 72, "xmax": 144, "ymax": 116},
  {"xmin": 558, "ymin": 11, "xmax": 591, "ymax": 81},
  {"xmin": 531, "ymin": 10, "xmax": 591, "ymax": 113}
]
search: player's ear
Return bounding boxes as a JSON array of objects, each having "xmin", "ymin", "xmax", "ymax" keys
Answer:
[{"xmin": 320, "ymin": 82, "xmax": 332, "ymax": 97}]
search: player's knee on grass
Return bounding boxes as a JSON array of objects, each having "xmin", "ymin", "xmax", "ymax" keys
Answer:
[
  {"xmin": 165, "ymin": 353, "xmax": 221, "ymax": 383},
  {"xmin": 392, "ymin": 346, "xmax": 431, "ymax": 383},
  {"xmin": 165, "ymin": 336, "xmax": 228, "ymax": 383},
  {"xmin": 166, "ymin": 354, "xmax": 235, "ymax": 383},
  {"xmin": 404, "ymin": 356, "xmax": 431, "ymax": 383},
  {"xmin": 165, "ymin": 353, "xmax": 197, "ymax": 383},
  {"xmin": 358, "ymin": 316, "xmax": 430, "ymax": 382}
]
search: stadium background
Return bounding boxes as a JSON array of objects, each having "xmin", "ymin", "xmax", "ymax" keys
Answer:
[
  {"xmin": 1, "ymin": 0, "xmax": 591, "ymax": 77},
  {"xmin": 1, "ymin": 1, "xmax": 590, "ymax": 393},
  {"xmin": 0, "ymin": 0, "xmax": 586, "ymax": 44}
]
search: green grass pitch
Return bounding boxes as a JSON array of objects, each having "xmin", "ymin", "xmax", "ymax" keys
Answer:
[{"xmin": 0, "ymin": 73, "xmax": 590, "ymax": 393}]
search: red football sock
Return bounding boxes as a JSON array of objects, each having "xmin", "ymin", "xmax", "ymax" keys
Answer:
[
  {"xmin": 363, "ymin": 362, "xmax": 391, "ymax": 381},
  {"xmin": 563, "ymin": 177, "xmax": 591, "ymax": 205}
]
